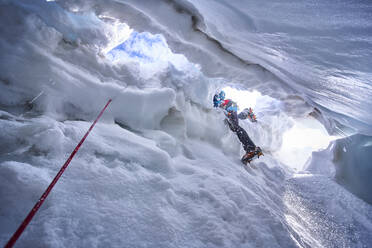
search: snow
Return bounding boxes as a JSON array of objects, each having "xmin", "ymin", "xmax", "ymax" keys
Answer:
[{"xmin": 1, "ymin": 0, "xmax": 372, "ymax": 247}]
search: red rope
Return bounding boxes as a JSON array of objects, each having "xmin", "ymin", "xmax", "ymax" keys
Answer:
[{"xmin": 5, "ymin": 99, "xmax": 112, "ymax": 248}]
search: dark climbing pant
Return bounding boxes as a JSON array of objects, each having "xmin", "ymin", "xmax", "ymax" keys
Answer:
[{"xmin": 226, "ymin": 111, "xmax": 255, "ymax": 152}]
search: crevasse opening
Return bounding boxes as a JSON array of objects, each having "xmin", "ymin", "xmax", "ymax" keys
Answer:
[
  {"xmin": 277, "ymin": 117, "xmax": 339, "ymax": 170},
  {"xmin": 222, "ymin": 87, "xmax": 339, "ymax": 171},
  {"xmin": 103, "ymin": 23, "xmax": 338, "ymax": 171},
  {"xmin": 103, "ymin": 24, "xmax": 199, "ymax": 80}
]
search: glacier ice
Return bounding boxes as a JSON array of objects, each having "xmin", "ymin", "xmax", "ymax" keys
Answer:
[{"xmin": 1, "ymin": 0, "xmax": 372, "ymax": 247}]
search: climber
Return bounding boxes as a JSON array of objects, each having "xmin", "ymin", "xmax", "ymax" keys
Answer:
[{"xmin": 213, "ymin": 90, "xmax": 263, "ymax": 164}]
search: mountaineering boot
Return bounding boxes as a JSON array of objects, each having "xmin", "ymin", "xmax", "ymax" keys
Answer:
[
  {"xmin": 255, "ymin": 146, "xmax": 263, "ymax": 157},
  {"xmin": 241, "ymin": 146, "xmax": 263, "ymax": 164}
]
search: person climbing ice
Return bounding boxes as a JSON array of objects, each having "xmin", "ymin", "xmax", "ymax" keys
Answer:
[{"xmin": 213, "ymin": 90, "xmax": 263, "ymax": 164}]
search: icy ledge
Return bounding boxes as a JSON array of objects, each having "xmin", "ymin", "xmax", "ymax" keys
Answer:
[{"xmin": 305, "ymin": 134, "xmax": 372, "ymax": 204}]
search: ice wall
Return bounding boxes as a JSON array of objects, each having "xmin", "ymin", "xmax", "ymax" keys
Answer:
[
  {"xmin": 333, "ymin": 134, "xmax": 372, "ymax": 204},
  {"xmin": 305, "ymin": 133, "xmax": 372, "ymax": 205},
  {"xmin": 88, "ymin": 0, "xmax": 372, "ymax": 135},
  {"xmin": 1, "ymin": 0, "xmax": 372, "ymax": 247}
]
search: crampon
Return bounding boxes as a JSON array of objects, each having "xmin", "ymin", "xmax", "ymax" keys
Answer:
[{"xmin": 241, "ymin": 147, "xmax": 263, "ymax": 164}]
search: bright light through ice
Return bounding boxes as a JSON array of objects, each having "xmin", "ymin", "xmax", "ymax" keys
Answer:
[
  {"xmin": 105, "ymin": 30, "xmax": 197, "ymax": 79},
  {"xmin": 222, "ymin": 86, "xmax": 338, "ymax": 171},
  {"xmin": 222, "ymin": 87, "xmax": 261, "ymax": 110},
  {"xmin": 276, "ymin": 117, "xmax": 338, "ymax": 171},
  {"xmin": 102, "ymin": 22, "xmax": 133, "ymax": 54}
]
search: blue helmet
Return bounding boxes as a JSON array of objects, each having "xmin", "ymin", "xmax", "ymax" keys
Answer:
[
  {"xmin": 219, "ymin": 90, "xmax": 226, "ymax": 100},
  {"xmin": 213, "ymin": 90, "xmax": 226, "ymax": 107}
]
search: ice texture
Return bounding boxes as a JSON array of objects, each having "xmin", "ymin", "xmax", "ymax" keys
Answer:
[
  {"xmin": 1, "ymin": 1, "xmax": 372, "ymax": 248},
  {"xmin": 333, "ymin": 134, "xmax": 372, "ymax": 204},
  {"xmin": 305, "ymin": 134, "xmax": 372, "ymax": 205}
]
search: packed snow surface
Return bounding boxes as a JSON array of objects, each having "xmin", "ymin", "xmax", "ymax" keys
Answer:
[{"xmin": 1, "ymin": 0, "xmax": 372, "ymax": 247}]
